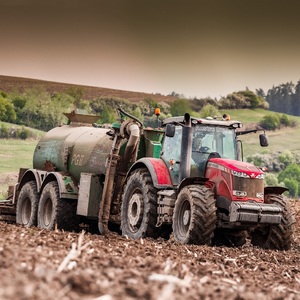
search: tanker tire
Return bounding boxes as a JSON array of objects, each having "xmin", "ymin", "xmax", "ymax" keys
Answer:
[
  {"xmin": 16, "ymin": 181, "xmax": 39, "ymax": 227},
  {"xmin": 173, "ymin": 185, "xmax": 217, "ymax": 245},
  {"xmin": 38, "ymin": 181, "xmax": 78, "ymax": 231},
  {"xmin": 250, "ymin": 194, "xmax": 295, "ymax": 250},
  {"xmin": 121, "ymin": 168, "xmax": 159, "ymax": 239}
]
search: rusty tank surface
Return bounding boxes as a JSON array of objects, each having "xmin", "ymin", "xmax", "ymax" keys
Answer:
[{"xmin": 33, "ymin": 112, "xmax": 113, "ymax": 182}]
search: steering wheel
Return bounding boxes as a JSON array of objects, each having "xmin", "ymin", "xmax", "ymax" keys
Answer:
[{"xmin": 200, "ymin": 146, "xmax": 210, "ymax": 153}]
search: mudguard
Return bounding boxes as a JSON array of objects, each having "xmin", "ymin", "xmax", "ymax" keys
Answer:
[
  {"xmin": 19, "ymin": 169, "xmax": 78, "ymax": 200},
  {"xmin": 18, "ymin": 169, "xmax": 47, "ymax": 192},
  {"xmin": 128, "ymin": 157, "xmax": 173, "ymax": 188},
  {"xmin": 41, "ymin": 172, "xmax": 78, "ymax": 199}
]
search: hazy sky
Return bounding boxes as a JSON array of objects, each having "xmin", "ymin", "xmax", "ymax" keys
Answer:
[{"xmin": 1, "ymin": 0, "xmax": 300, "ymax": 98}]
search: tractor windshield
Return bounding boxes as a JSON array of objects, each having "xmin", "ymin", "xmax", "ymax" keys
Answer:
[
  {"xmin": 161, "ymin": 124, "xmax": 237, "ymax": 183},
  {"xmin": 192, "ymin": 125, "xmax": 237, "ymax": 160}
]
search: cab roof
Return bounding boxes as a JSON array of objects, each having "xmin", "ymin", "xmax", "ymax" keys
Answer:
[{"xmin": 162, "ymin": 116, "xmax": 242, "ymax": 128}]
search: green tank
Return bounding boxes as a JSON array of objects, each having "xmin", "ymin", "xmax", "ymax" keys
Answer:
[{"xmin": 33, "ymin": 114, "xmax": 113, "ymax": 182}]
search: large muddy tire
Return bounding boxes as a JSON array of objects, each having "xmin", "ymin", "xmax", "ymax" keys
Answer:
[
  {"xmin": 38, "ymin": 181, "xmax": 78, "ymax": 231},
  {"xmin": 173, "ymin": 185, "xmax": 217, "ymax": 245},
  {"xmin": 250, "ymin": 194, "xmax": 295, "ymax": 250},
  {"xmin": 16, "ymin": 181, "xmax": 39, "ymax": 227},
  {"xmin": 121, "ymin": 168, "xmax": 158, "ymax": 239}
]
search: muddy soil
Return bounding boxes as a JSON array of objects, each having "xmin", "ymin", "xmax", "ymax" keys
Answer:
[{"xmin": 0, "ymin": 200, "xmax": 299, "ymax": 300}]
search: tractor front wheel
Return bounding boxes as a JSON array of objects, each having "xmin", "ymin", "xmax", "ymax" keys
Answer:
[
  {"xmin": 250, "ymin": 194, "xmax": 295, "ymax": 250},
  {"xmin": 173, "ymin": 185, "xmax": 217, "ymax": 245},
  {"xmin": 121, "ymin": 168, "xmax": 158, "ymax": 239}
]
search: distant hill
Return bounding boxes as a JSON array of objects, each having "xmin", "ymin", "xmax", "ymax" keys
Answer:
[{"xmin": 0, "ymin": 75, "xmax": 177, "ymax": 103}]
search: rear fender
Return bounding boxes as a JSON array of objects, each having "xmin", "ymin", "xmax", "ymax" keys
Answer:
[
  {"xmin": 40, "ymin": 172, "xmax": 78, "ymax": 199},
  {"xmin": 264, "ymin": 186, "xmax": 288, "ymax": 195},
  {"xmin": 18, "ymin": 169, "xmax": 47, "ymax": 193},
  {"xmin": 127, "ymin": 158, "xmax": 173, "ymax": 189},
  {"xmin": 178, "ymin": 177, "xmax": 208, "ymax": 193}
]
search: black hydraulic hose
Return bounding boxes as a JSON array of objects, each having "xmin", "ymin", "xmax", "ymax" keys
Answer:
[{"xmin": 118, "ymin": 108, "xmax": 143, "ymax": 128}]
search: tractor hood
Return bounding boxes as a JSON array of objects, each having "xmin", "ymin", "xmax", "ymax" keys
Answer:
[{"xmin": 207, "ymin": 158, "xmax": 264, "ymax": 179}]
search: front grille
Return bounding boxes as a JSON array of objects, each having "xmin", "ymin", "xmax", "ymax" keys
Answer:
[{"xmin": 232, "ymin": 177, "xmax": 264, "ymax": 199}]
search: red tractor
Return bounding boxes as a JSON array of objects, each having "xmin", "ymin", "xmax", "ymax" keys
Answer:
[{"xmin": 119, "ymin": 112, "xmax": 295, "ymax": 249}]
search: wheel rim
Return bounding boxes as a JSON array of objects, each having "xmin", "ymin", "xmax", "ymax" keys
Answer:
[
  {"xmin": 127, "ymin": 191, "xmax": 144, "ymax": 232},
  {"xmin": 43, "ymin": 197, "xmax": 53, "ymax": 227},
  {"xmin": 178, "ymin": 199, "xmax": 191, "ymax": 235},
  {"xmin": 21, "ymin": 197, "xmax": 32, "ymax": 225}
]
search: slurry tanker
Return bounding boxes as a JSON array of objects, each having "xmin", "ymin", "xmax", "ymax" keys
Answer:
[{"xmin": 0, "ymin": 108, "xmax": 295, "ymax": 249}]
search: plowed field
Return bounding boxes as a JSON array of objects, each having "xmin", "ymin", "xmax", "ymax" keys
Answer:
[{"xmin": 0, "ymin": 200, "xmax": 299, "ymax": 300}]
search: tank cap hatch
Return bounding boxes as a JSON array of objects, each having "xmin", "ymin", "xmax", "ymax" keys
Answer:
[{"xmin": 64, "ymin": 109, "xmax": 100, "ymax": 125}]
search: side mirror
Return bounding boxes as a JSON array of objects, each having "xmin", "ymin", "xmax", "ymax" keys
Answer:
[
  {"xmin": 259, "ymin": 133, "xmax": 268, "ymax": 147},
  {"xmin": 165, "ymin": 124, "xmax": 175, "ymax": 137}
]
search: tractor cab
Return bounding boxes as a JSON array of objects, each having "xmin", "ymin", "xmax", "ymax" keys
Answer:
[{"xmin": 161, "ymin": 115, "xmax": 243, "ymax": 184}]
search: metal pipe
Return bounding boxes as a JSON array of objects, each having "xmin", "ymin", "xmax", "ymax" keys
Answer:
[
  {"xmin": 179, "ymin": 113, "xmax": 193, "ymax": 181},
  {"xmin": 98, "ymin": 122, "xmax": 141, "ymax": 234}
]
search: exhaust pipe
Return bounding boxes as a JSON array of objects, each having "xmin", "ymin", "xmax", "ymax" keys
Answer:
[{"xmin": 179, "ymin": 113, "xmax": 193, "ymax": 181}]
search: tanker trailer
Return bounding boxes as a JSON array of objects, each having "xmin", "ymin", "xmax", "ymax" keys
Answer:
[{"xmin": 0, "ymin": 108, "xmax": 162, "ymax": 232}]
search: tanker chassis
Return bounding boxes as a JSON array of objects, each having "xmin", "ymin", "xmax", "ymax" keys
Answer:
[{"xmin": 0, "ymin": 108, "xmax": 295, "ymax": 249}]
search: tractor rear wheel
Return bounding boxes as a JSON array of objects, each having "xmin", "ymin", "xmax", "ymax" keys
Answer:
[
  {"xmin": 16, "ymin": 181, "xmax": 39, "ymax": 227},
  {"xmin": 173, "ymin": 185, "xmax": 217, "ymax": 245},
  {"xmin": 121, "ymin": 168, "xmax": 158, "ymax": 239},
  {"xmin": 250, "ymin": 194, "xmax": 295, "ymax": 250},
  {"xmin": 38, "ymin": 181, "xmax": 78, "ymax": 231}
]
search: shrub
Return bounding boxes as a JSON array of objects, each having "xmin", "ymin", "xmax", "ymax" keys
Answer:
[
  {"xmin": 0, "ymin": 123, "xmax": 9, "ymax": 138},
  {"xmin": 17, "ymin": 127, "xmax": 30, "ymax": 140},
  {"xmin": 259, "ymin": 114, "xmax": 280, "ymax": 130},
  {"xmin": 264, "ymin": 173, "xmax": 279, "ymax": 186},
  {"xmin": 199, "ymin": 104, "xmax": 219, "ymax": 118},
  {"xmin": 246, "ymin": 151, "xmax": 300, "ymax": 173},
  {"xmin": 283, "ymin": 178, "xmax": 298, "ymax": 197}
]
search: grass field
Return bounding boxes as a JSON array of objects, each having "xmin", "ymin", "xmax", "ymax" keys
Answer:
[
  {"xmin": 0, "ymin": 139, "xmax": 38, "ymax": 199},
  {"xmin": 220, "ymin": 109, "xmax": 300, "ymax": 157}
]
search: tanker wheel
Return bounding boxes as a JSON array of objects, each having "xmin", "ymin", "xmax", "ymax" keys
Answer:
[
  {"xmin": 121, "ymin": 168, "xmax": 159, "ymax": 239},
  {"xmin": 250, "ymin": 194, "xmax": 295, "ymax": 250},
  {"xmin": 173, "ymin": 185, "xmax": 217, "ymax": 245},
  {"xmin": 38, "ymin": 181, "xmax": 78, "ymax": 231},
  {"xmin": 16, "ymin": 181, "xmax": 39, "ymax": 227}
]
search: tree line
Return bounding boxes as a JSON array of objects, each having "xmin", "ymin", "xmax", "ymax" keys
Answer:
[
  {"xmin": 0, "ymin": 87, "xmax": 271, "ymax": 132},
  {"xmin": 264, "ymin": 80, "xmax": 300, "ymax": 116},
  {"xmin": 0, "ymin": 82, "xmax": 299, "ymax": 133}
]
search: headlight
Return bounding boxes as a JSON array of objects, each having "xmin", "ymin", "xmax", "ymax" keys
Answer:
[
  {"xmin": 233, "ymin": 190, "xmax": 247, "ymax": 197},
  {"xmin": 232, "ymin": 170, "xmax": 250, "ymax": 178},
  {"xmin": 255, "ymin": 174, "xmax": 264, "ymax": 179}
]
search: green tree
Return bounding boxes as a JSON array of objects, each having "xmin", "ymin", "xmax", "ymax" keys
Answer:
[
  {"xmin": 219, "ymin": 90, "xmax": 268, "ymax": 109},
  {"xmin": 199, "ymin": 104, "xmax": 219, "ymax": 118},
  {"xmin": 264, "ymin": 173, "xmax": 278, "ymax": 186},
  {"xmin": 0, "ymin": 96, "xmax": 16, "ymax": 122},
  {"xmin": 101, "ymin": 104, "xmax": 116, "ymax": 124},
  {"xmin": 170, "ymin": 98, "xmax": 192, "ymax": 116},
  {"xmin": 278, "ymin": 163, "xmax": 300, "ymax": 183},
  {"xmin": 278, "ymin": 163, "xmax": 300, "ymax": 196},
  {"xmin": 66, "ymin": 87, "xmax": 85, "ymax": 108},
  {"xmin": 131, "ymin": 107, "xmax": 144, "ymax": 123},
  {"xmin": 283, "ymin": 178, "xmax": 298, "ymax": 197}
]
